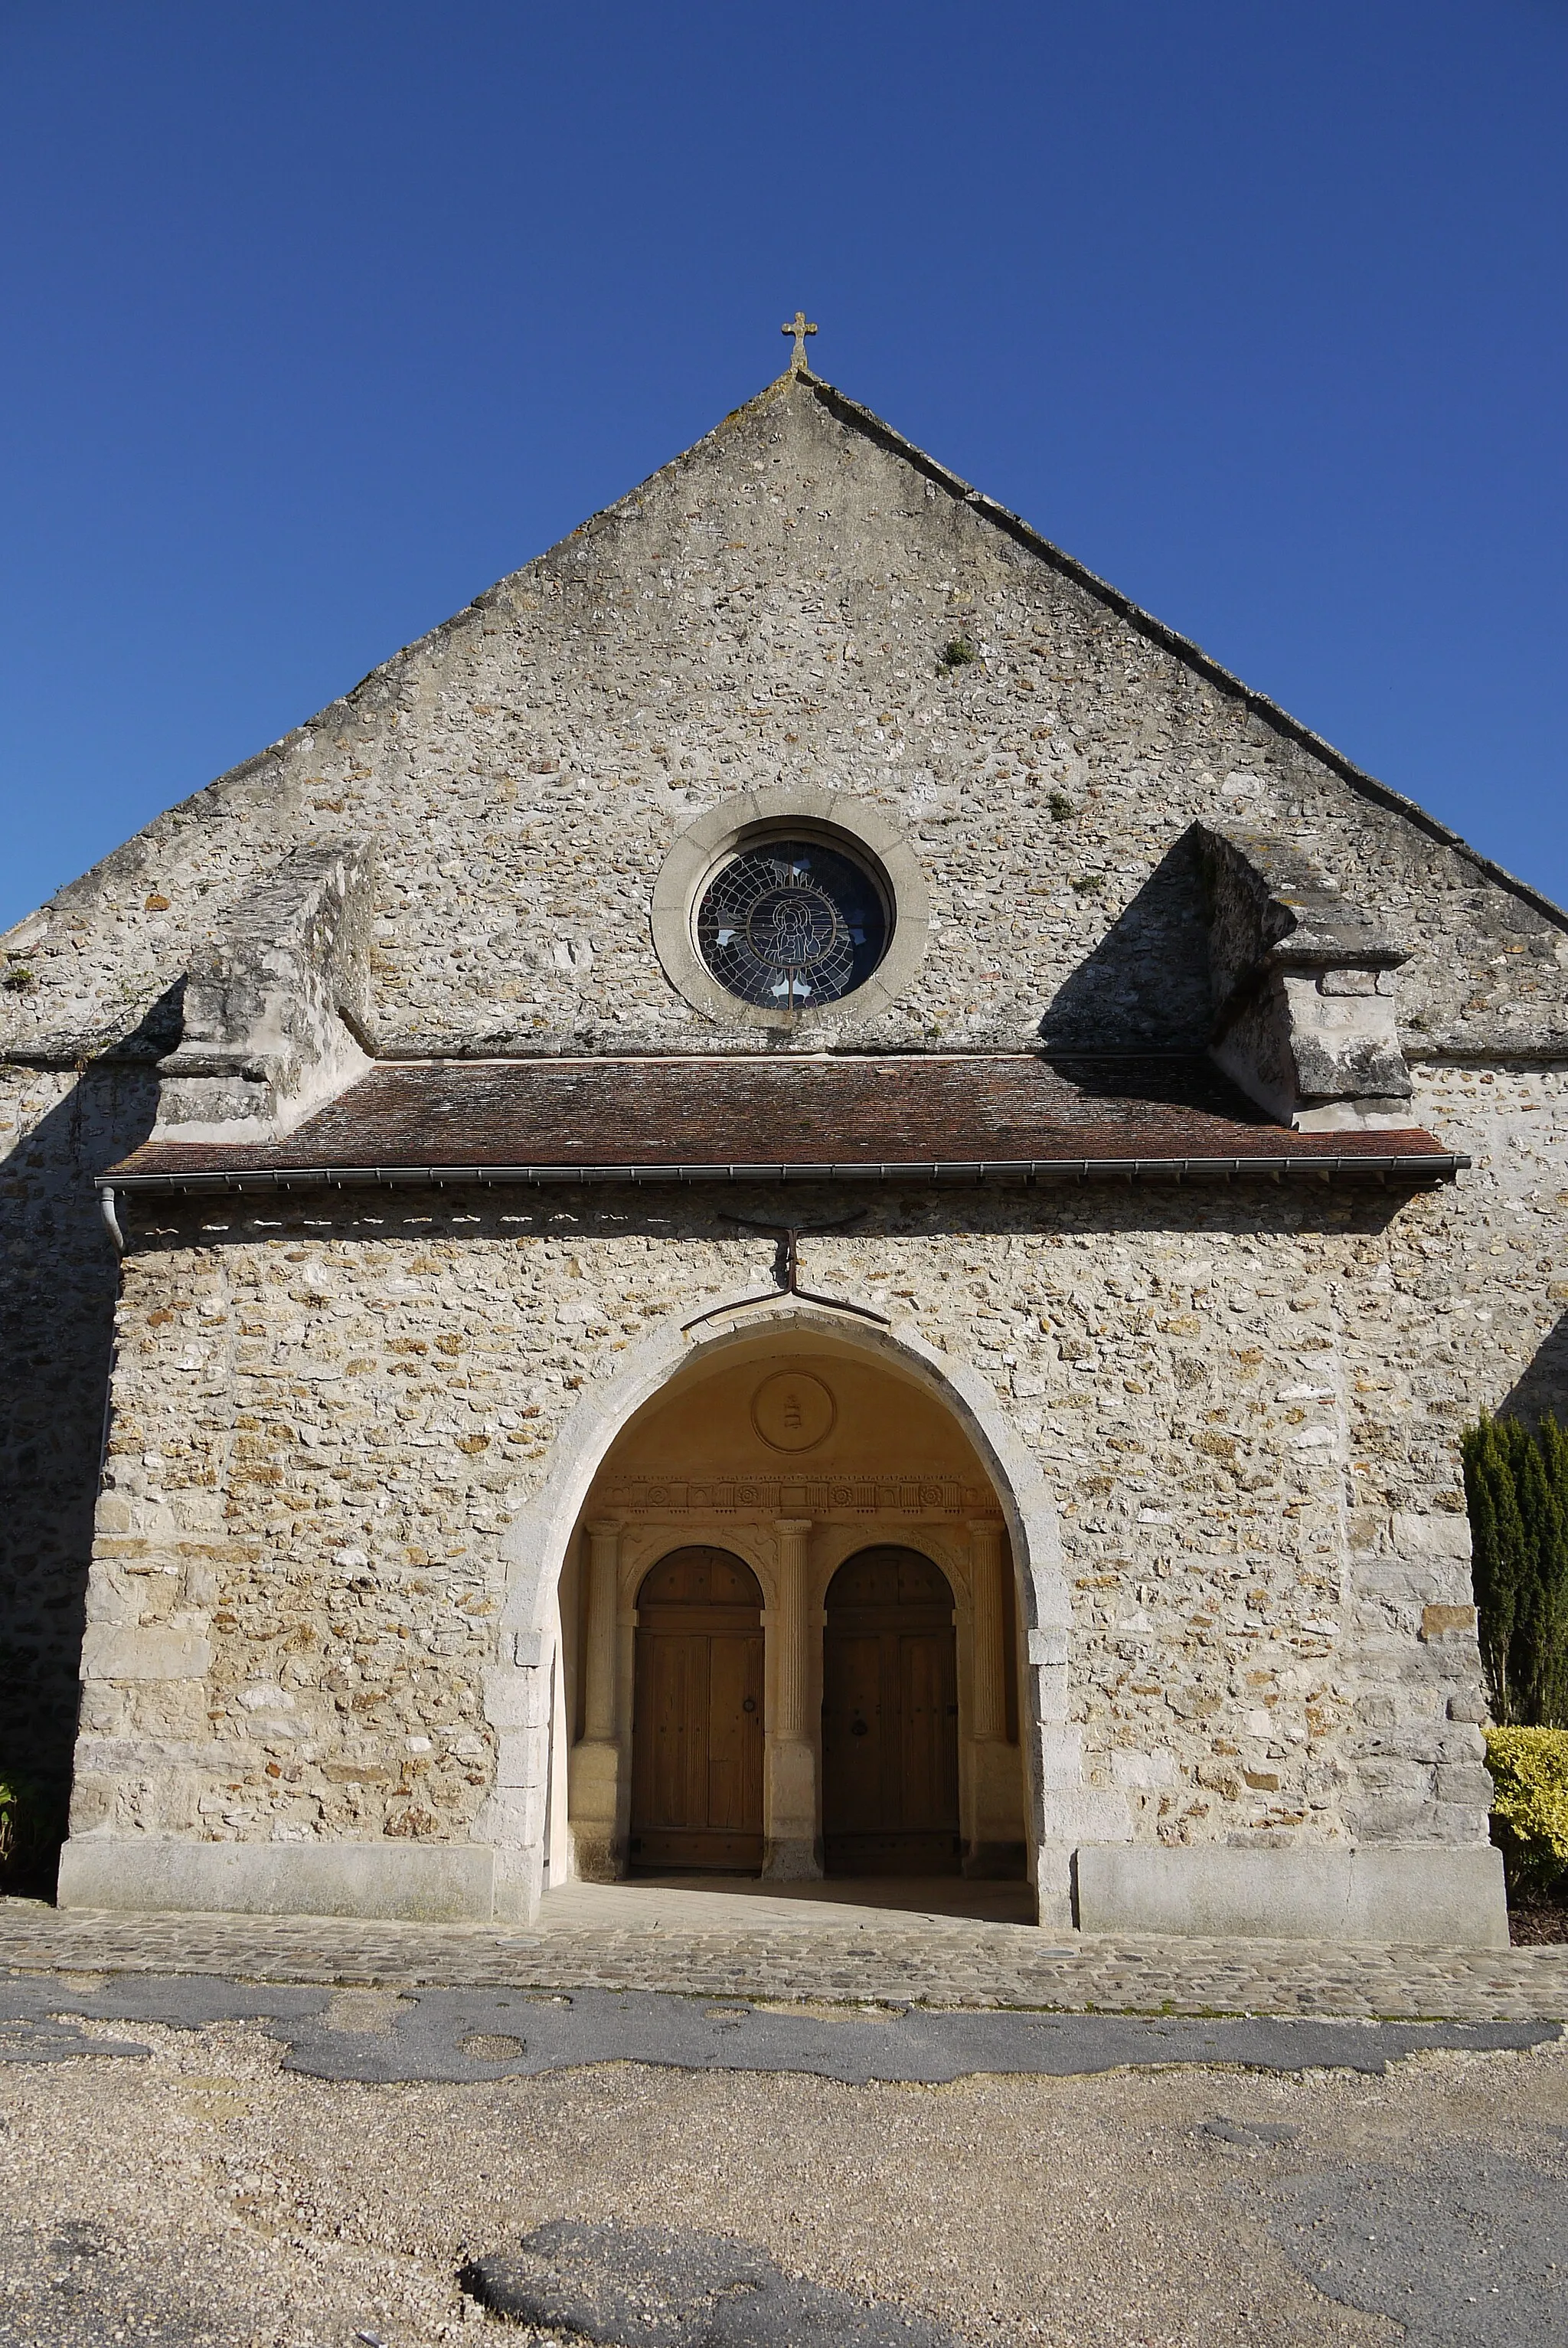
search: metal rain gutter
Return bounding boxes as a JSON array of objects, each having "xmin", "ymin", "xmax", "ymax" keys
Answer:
[{"xmin": 97, "ymin": 1150, "xmax": 1470, "ymax": 1201}]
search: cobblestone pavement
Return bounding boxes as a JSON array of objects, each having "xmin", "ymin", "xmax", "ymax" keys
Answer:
[{"xmin": 4, "ymin": 1879, "xmax": 1568, "ymax": 2020}]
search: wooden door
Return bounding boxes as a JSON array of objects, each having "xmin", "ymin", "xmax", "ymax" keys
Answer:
[
  {"xmin": 822, "ymin": 1546, "xmax": 960, "ymax": 1875},
  {"xmin": 630, "ymin": 1547, "xmax": 764, "ymax": 1872}
]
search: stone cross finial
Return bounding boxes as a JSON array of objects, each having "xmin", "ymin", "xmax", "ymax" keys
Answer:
[{"xmin": 781, "ymin": 310, "xmax": 818, "ymax": 372}]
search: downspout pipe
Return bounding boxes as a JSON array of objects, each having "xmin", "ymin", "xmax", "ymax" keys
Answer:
[{"xmin": 99, "ymin": 1183, "xmax": 124, "ymax": 1254}]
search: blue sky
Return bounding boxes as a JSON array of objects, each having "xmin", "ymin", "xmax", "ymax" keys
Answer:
[{"xmin": 2, "ymin": 2, "xmax": 1565, "ymax": 930}]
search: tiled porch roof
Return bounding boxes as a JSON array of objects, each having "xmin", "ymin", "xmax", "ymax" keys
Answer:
[{"xmin": 102, "ymin": 1054, "xmax": 1467, "ymax": 1193}]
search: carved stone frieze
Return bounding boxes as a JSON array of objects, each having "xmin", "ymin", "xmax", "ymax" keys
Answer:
[{"xmin": 601, "ymin": 1473, "xmax": 999, "ymax": 1519}]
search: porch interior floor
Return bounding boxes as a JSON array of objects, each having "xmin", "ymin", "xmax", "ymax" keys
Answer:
[{"xmin": 543, "ymin": 1875, "xmax": 1037, "ymax": 1932}]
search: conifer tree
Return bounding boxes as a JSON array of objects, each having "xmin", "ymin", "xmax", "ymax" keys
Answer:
[{"xmin": 1462, "ymin": 1413, "xmax": 1568, "ymax": 1727}]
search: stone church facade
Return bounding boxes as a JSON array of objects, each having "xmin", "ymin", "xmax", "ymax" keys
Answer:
[{"xmin": 5, "ymin": 351, "xmax": 1565, "ymax": 1946}]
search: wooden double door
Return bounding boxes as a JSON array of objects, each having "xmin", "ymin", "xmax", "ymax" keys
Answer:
[
  {"xmin": 822, "ymin": 1546, "xmax": 961, "ymax": 1875},
  {"xmin": 630, "ymin": 1547, "xmax": 765, "ymax": 1872}
]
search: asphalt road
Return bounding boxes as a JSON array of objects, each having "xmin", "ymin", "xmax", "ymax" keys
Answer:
[
  {"xmin": 0, "ymin": 1971, "xmax": 1556, "ymax": 2085},
  {"xmin": 0, "ymin": 1971, "xmax": 1563, "ymax": 2346}
]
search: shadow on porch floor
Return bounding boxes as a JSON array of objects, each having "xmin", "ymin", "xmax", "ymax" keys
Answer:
[{"xmin": 539, "ymin": 1875, "xmax": 1038, "ymax": 1933}]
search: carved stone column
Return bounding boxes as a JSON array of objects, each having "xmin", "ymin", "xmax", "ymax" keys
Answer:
[
  {"xmin": 568, "ymin": 1518, "xmax": 622, "ymax": 1880},
  {"xmin": 965, "ymin": 1517, "xmax": 1024, "ymax": 1877},
  {"xmin": 763, "ymin": 1518, "xmax": 820, "ymax": 1879},
  {"xmin": 969, "ymin": 1519, "xmax": 1008, "ymax": 1743},
  {"xmin": 583, "ymin": 1519, "xmax": 620, "ymax": 1745}
]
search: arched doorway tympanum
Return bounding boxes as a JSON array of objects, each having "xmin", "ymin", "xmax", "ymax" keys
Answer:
[
  {"xmin": 629, "ymin": 1547, "xmax": 765, "ymax": 1872},
  {"xmin": 822, "ymin": 1545, "xmax": 961, "ymax": 1875}
]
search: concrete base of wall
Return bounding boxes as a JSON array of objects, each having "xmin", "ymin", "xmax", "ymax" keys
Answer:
[
  {"xmin": 54, "ymin": 1833, "xmax": 1511, "ymax": 1947},
  {"xmin": 1073, "ymin": 1843, "xmax": 1509, "ymax": 1948},
  {"xmin": 57, "ymin": 1836, "xmax": 498, "ymax": 1924}
]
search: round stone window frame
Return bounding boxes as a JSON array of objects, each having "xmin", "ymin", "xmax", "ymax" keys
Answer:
[{"xmin": 651, "ymin": 787, "xmax": 929, "ymax": 1034}]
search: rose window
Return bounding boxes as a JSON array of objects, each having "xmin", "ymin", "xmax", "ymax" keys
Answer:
[{"xmin": 694, "ymin": 839, "xmax": 891, "ymax": 1010}]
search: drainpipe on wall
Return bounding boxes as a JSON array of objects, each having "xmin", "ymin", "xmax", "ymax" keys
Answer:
[{"xmin": 99, "ymin": 1184, "xmax": 124, "ymax": 1253}]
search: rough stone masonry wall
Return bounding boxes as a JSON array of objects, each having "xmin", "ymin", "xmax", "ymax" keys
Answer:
[
  {"xmin": 11, "ymin": 369, "xmax": 1568, "ymax": 1836},
  {"xmin": 5, "ymin": 377, "xmax": 1565, "ymax": 1072},
  {"xmin": 1407, "ymin": 1063, "xmax": 1568, "ymax": 1426},
  {"xmin": 73, "ymin": 1142, "xmax": 1568, "ymax": 1865},
  {"xmin": 72, "ymin": 1202, "xmax": 755, "ymax": 1848},
  {"xmin": 0, "ymin": 1061, "xmax": 159, "ymax": 1814}
]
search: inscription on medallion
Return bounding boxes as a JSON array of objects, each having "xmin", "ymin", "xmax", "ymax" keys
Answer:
[{"xmin": 750, "ymin": 1369, "xmax": 836, "ymax": 1454}]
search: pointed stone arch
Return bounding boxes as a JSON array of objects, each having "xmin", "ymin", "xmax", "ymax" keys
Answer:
[{"xmin": 482, "ymin": 1292, "xmax": 1098, "ymax": 1925}]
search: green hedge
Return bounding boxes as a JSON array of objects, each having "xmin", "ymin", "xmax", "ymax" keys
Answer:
[
  {"xmin": 1483, "ymin": 1727, "xmax": 1568, "ymax": 1898},
  {"xmin": 1461, "ymin": 1414, "xmax": 1568, "ymax": 1726}
]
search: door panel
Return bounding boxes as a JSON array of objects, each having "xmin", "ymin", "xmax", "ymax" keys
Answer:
[
  {"xmin": 630, "ymin": 1546, "xmax": 764, "ymax": 1872},
  {"xmin": 822, "ymin": 1545, "xmax": 960, "ymax": 1876},
  {"xmin": 633, "ymin": 1632, "xmax": 704, "ymax": 1832},
  {"xmin": 822, "ymin": 1632, "xmax": 884, "ymax": 1836},
  {"xmin": 898, "ymin": 1630, "xmax": 959, "ymax": 1830},
  {"xmin": 705, "ymin": 1628, "xmax": 764, "ymax": 1832}
]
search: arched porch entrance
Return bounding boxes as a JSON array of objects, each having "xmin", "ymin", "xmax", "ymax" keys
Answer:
[{"xmin": 554, "ymin": 1322, "xmax": 1030, "ymax": 1889}]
